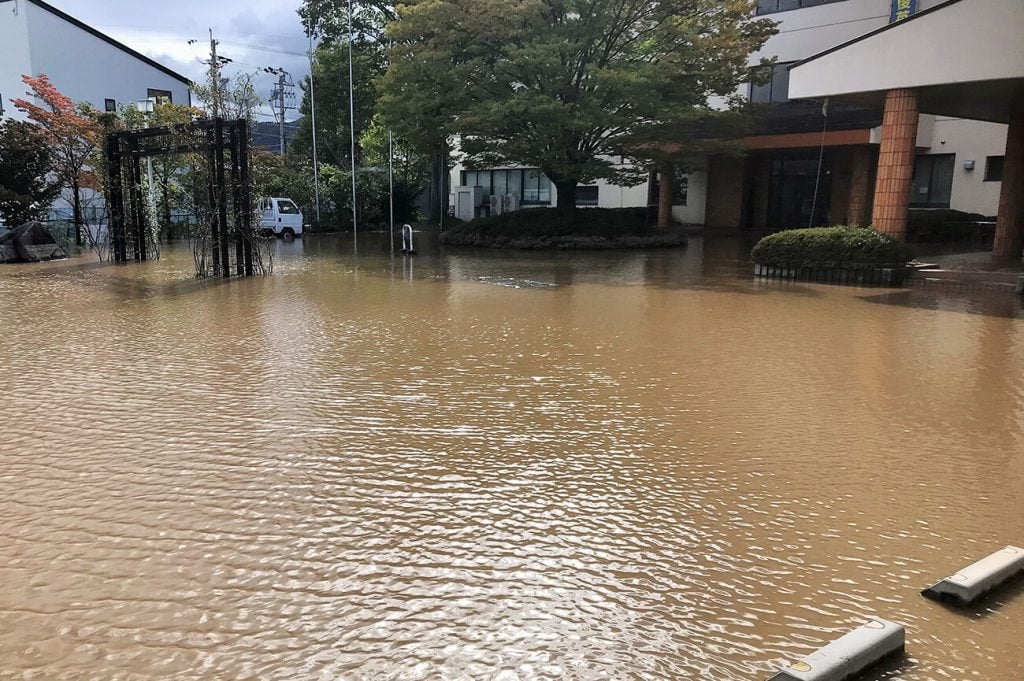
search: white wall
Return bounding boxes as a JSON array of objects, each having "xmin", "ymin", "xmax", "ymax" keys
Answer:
[
  {"xmin": 922, "ymin": 118, "xmax": 1006, "ymax": 215},
  {"xmin": 0, "ymin": 2, "xmax": 34, "ymax": 122},
  {"xmin": 24, "ymin": 1, "xmax": 190, "ymax": 112},
  {"xmin": 753, "ymin": 0, "xmax": 948, "ymax": 65},
  {"xmin": 788, "ymin": 0, "xmax": 1024, "ymax": 98},
  {"xmin": 674, "ymin": 169, "xmax": 707, "ymax": 225}
]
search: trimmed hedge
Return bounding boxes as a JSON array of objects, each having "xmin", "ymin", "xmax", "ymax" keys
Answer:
[
  {"xmin": 440, "ymin": 207, "xmax": 686, "ymax": 250},
  {"xmin": 751, "ymin": 226, "xmax": 913, "ymax": 268}
]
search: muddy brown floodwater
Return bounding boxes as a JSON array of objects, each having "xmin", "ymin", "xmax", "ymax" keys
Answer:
[{"xmin": 1, "ymin": 234, "xmax": 1023, "ymax": 680}]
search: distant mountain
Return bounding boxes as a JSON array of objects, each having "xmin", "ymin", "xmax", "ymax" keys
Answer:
[{"xmin": 252, "ymin": 117, "xmax": 302, "ymax": 155}]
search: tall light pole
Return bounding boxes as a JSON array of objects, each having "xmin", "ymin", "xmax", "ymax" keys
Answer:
[
  {"xmin": 388, "ymin": 131, "xmax": 394, "ymax": 256},
  {"xmin": 308, "ymin": 33, "xmax": 321, "ymax": 226},
  {"xmin": 347, "ymin": 0, "xmax": 357, "ymax": 248},
  {"xmin": 139, "ymin": 97, "xmax": 157, "ymax": 247}
]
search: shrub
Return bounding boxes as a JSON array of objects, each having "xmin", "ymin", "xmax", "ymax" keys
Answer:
[
  {"xmin": 751, "ymin": 226, "xmax": 913, "ymax": 268},
  {"xmin": 440, "ymin": 207, "xmax": 686, "ymax": 249}
]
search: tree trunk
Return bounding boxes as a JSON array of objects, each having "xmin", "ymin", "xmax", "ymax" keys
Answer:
[
  {"xmin": 71, "ymin": 178, "xmax": 82, "ymax": 246},
  {"xmin": 658, "ymin": 161, "xmax": 674, "ymax": 230},
  {"xmin": 554, "ymin": 179, "xmax": 576, "ymax": 212}
]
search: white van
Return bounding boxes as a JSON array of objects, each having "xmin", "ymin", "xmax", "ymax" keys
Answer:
[{"xmin": 259, "ymin": 197, "xmax": 304, "ymax": 238}]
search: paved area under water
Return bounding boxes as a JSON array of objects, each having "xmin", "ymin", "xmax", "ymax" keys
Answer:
[{"xmin": 1, "ymin": 233, "xmax": 1022, "ymax": 679}]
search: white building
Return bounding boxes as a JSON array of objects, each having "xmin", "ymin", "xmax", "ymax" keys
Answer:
[
  {"xmin": 0, "ymin": 0, "xmax": 191, "ymax": 121},
  {"xmin": 450, "ymin": 0, "xmax": 1006, "ymax": 231}
]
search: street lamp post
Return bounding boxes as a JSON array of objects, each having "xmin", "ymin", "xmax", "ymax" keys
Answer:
[
  {"xmin": 139, "ymin": 97, "xmax": 157, "ymax": 247},
  {"xmin": 347, "ymin": 0, "xmax": 357, "ymax": 249}
]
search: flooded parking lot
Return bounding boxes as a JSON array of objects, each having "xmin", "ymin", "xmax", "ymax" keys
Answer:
[{"xmin": 1, "ymin": 234, "xmax": 1022, "ymax": 679}]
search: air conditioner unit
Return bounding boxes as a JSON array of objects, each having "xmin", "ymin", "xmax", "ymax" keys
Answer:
[
  {"xmin": 502, "ymin": 195, "xmax": 520, "ymax": 213},
  {"xmin": 489, "ymin": 194, "xmax": 503, "ymax": 215}
]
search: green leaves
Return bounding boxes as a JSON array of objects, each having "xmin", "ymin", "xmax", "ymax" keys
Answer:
[
  {"xmin": 751, "ymin": 226, "xmax": 915, "ymax": 268},
  {"xmin": 379, "ymin": 0, "xmax": 776, "ymax": 202},
  {"xmin": 0, "ymin": 120, "xmax": 61, "ymax": 226}
]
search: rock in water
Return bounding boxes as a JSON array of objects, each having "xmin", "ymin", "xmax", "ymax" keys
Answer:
[{"xmin": 0, "ymin": 222, "xmax": 68, "ymax": 263}]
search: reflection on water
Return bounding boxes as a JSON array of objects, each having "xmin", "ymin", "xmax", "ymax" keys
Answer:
[{"xmin": 1, "ymin": 232, "xmax": 1022, "ymax": 679}]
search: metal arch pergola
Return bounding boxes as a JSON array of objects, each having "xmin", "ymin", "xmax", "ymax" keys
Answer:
[{"xmin": 105, "ymin": 117, "xmax": 255, "ymax": 277}]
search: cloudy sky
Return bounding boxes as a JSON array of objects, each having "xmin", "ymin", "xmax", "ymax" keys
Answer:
[{"xmin": 49, "ymin": 0, "xmax": 314, "ymax": 122}]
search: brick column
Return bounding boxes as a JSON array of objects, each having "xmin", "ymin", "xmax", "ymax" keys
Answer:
[
  {"xmin": 993, "ymin": 94, "xmax": 1024, "ymax": 261},
  {"xmin": 847, "ymin": 146, "xmax": 875, "ymax": 227},
  {"xmin": 872, "ymin": 89, "xmax": 919, "ymax": 240}
]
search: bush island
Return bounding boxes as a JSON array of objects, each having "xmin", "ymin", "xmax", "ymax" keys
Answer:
[
  {"xmin": 751, "ymin": 226, "xmax": 913, "ymax": 268},
  {"xmin": 440, "ymin": 207, "xmax": 686, "ymax": 250}
]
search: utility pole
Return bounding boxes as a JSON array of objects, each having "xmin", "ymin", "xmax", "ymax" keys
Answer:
[
  {"xmin": 347, "ymin": 0, "xmax": 357, "ymax": 247},
  {"xmin": 189, "ymin": 31, "xmax": 231, "ymax": 118},
  {"xmin": 308, "ymin": 33, "xmax": 322, "ymax": 225},
  {"xmin": 210, "ymin": 29, "xmax": 222, "ymax": 118},
  {"xmin": 265, "ymin": 67, "xmax": 295, "ymax": 156}
]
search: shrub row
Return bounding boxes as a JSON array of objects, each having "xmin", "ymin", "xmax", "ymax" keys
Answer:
[
  {"xmin": 440, "ymin": 207, "xmax": 686, "ymax": 250},
  {"xmin": 751, "ymin": 226, "xmax": 913, "ymax": 268}
]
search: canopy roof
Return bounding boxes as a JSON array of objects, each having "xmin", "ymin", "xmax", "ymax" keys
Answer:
[{"xmin": 788, "ymin": 0, "xmax": 1024, "ymax": 124}]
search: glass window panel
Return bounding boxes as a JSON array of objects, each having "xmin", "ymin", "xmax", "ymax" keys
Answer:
[
  {"xmin": 493, "ymin": 170, "xmax": 509, "ymax": 196},
  {"xmin": 524, "ymin": 169, "xmax": 541, "ymax": 203},
  {"xmin": 576, "ymin": 186, "xmax": 599, "ymax": 207},
  {"xmin": 985, "ymin": 156, "xmax": 1004, "ymax": 182},
  {"xmin": 929, "ymin": 155, "xmax": 954, "ymax": 207},
  {"xmin": 508, "ymin": 169, "xmax": 523, "ymax": 199},
  {"xmin": 537, "ymin": 172, "xmax": 551, "ymax": 203},
  {"xmin": 771, "ymin": 66, "xmax": 790, "ymax": 103}
]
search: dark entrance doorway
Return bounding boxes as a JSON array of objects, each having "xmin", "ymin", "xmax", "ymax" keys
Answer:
[{"xmin": 766, "ymin": 151, "xmax": 833, "ymax": 230}]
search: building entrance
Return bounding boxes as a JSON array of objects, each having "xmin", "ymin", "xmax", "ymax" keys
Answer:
[{"xmin": 766, "ymin": 152, "xmax": 833, "ymax": 230}]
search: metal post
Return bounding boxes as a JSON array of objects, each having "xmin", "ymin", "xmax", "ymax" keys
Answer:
[
  {"xmin": 238, "ymin": 119, "xmax": 254, "ymax": 276},
  {"xmin": 207, "ymin": 128, "xmax": 220, "ymax": 276},
  {"xmin": 389, "ymin": 130, "xmax": 394, "ymax": 256},
  {"xmin": 106, "ymin": 136, "xmax": 127, "ymax": 262},
  {"xmin": 309, "ymin": 32, "xmax": 321, "ymax": 226},
  {"xmin": 214, "ymin": 117, "xmax": 231, "ymax": 277},
  {"xmin": 230, "ymin": 124, "xmax": 244, "ymax": 276},
  {"xmin": 209, "ymin": 29, "xmax": 221, "ymax": 119},
  {"xmin": 347, "ymin": 0, "xmax": 357, "ymax": 247},
  {"xmin": 278, "ymin": 71, "xmax": 287, "ymax": 155},
  {"xmin": 128, "ymin": 144, "xmax": 146, "ymax": 262}
]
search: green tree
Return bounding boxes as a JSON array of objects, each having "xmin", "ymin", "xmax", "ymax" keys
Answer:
[
  {"xmin": 300, "ymin": 0, "xmax": 395, "ymax": 42},
  {"xmin": 291, "ymin": 40, "xmax": 386, "ymax": 170},
  {"xmin": 383, "ymin": 0, "xmax": 776, "ymax": 210},
  {"xmin": 0, "ymin": 120, "xmax": 61, "ymax": 227}
]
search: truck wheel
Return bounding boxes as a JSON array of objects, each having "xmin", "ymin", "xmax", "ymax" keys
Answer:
[{"xmin": 280, "ymin": 228, "xmax": 295, "ymax": 240}]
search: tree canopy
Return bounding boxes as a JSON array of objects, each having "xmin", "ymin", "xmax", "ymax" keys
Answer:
[
  {"xmin": 381, "ymin": 0, "xmax": 777, "ymax": 208},
  {"xmin": 0, "ymin": 120, "xmax": 61, "ymax": 227},
  {"xmin": 12, "ymin": 74, "xmax": 102, "ymax": 243}
]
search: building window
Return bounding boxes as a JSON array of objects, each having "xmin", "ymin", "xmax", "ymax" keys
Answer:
[
  {"xmin": 104, "ymin": 98, "xmax": 117, "ymax": 112},
  {"xmin": 756, "ymin": 0, "xmax": 847, "ymax": 15},
  {"xmin": 912, "ymin": 154, "xmax": 955, "ymax": 208},
  {"xmin": 147, "ymin": 88, "xmax": 172, "ymax": 104},
  {"xmin": 749, "ymin": 63, "xmax": 792, "ymax": 104},
  {"xmin": 461, "ymin": 168, "xmax": 551, "ymax": 204},
  {"xmin": 984, "ymin": 156, "xmax": 1004, "ymax": 182},
  {"xmin": 576, "ymin": 186, "xmax": 599, "ymax": 207},
  {"xmin": 523, "ymin": 170, "xmax": 552, "ymax": 204}
]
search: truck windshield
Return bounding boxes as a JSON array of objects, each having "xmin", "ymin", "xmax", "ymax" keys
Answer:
[{"xmin": 277, "ymin": 201, "xmax": 300, "ymax": 215}]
